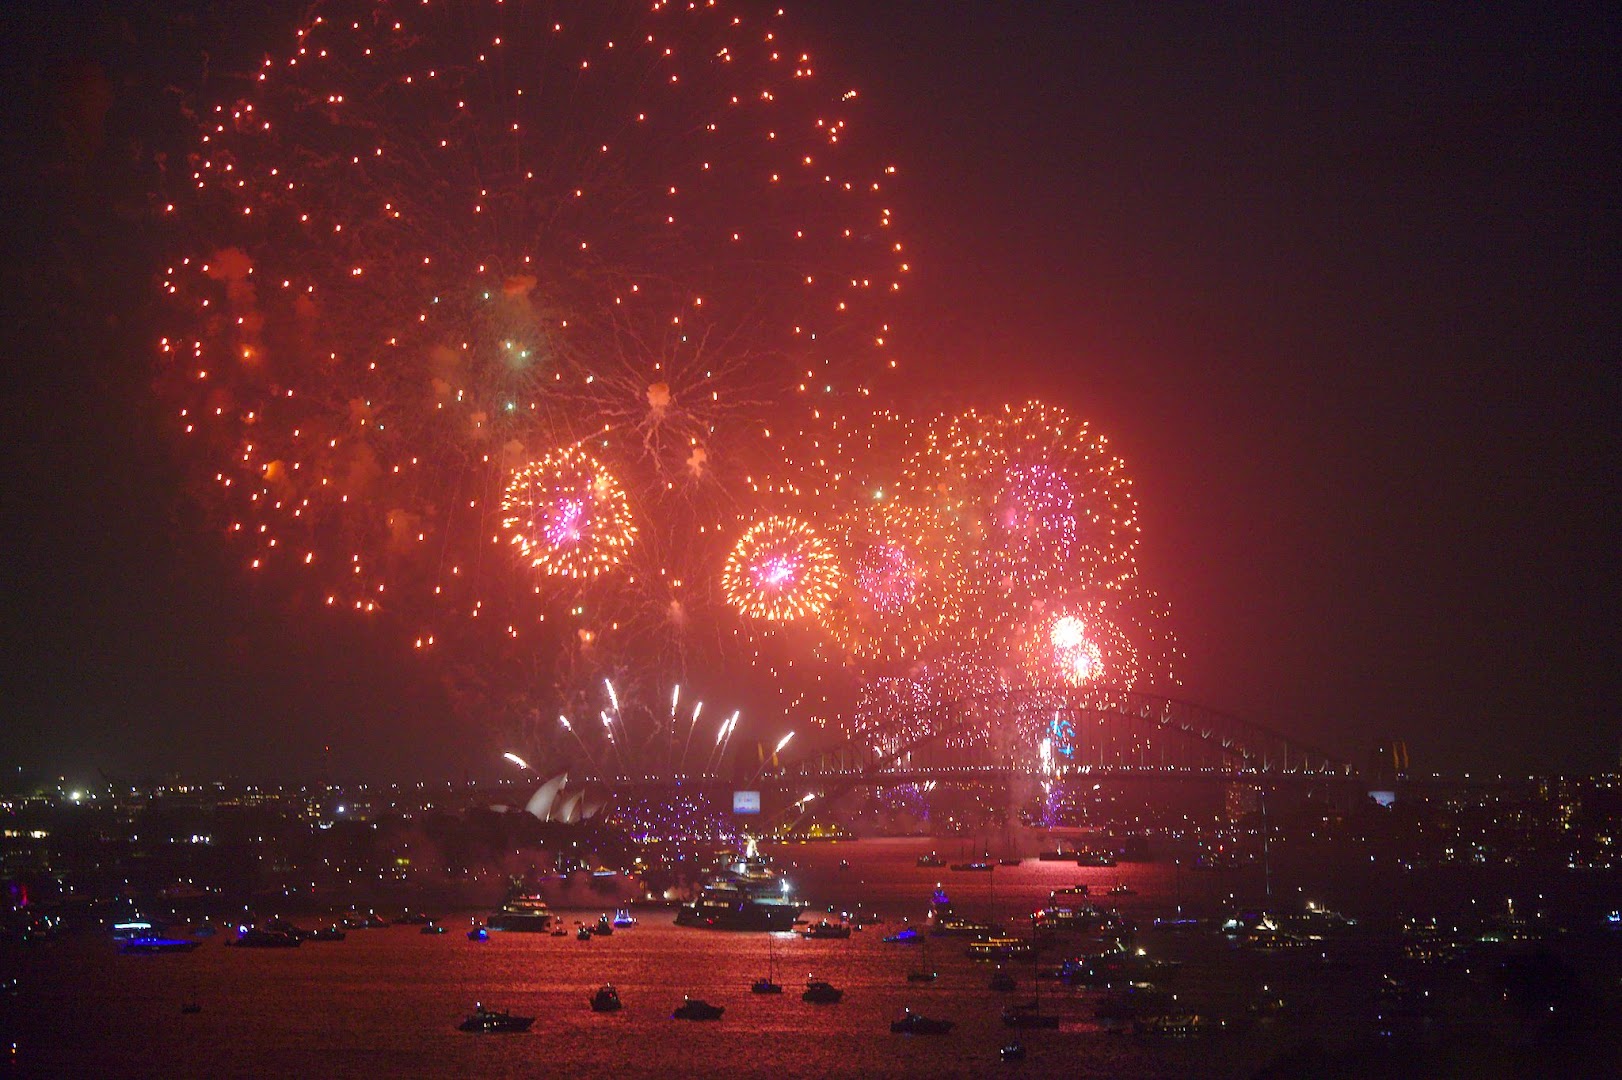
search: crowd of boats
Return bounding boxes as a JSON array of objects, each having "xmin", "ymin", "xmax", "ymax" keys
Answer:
[{"xmin": 95, "ymin": 837, "xmax": 1586, "ymax": 1048}]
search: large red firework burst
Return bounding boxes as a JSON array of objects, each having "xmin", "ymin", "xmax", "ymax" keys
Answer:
[{"xmin": 158, "ymin": 0, "xmax": 906, "ymax": 723}]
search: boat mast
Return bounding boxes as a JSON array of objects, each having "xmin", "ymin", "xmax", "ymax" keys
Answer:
[
  {"xmin": 989, "ymin": 863, "xmax": 996, "ymax": 928},
  {"xmin": 1030, "ymin": 912, "xmax": 1041, "ymax": 1012}
]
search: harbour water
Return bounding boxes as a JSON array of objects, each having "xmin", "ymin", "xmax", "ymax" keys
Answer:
[{"xmin": 7, "ymin": 838, "xmax": 1619, "ymax": 1078}]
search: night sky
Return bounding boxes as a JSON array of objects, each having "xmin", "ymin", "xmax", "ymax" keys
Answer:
[{"xmin": 2, "ymin": 2, "xmax": 1617, "ymax": 785}]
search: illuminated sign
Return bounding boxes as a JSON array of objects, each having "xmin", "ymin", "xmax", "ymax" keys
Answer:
[{"xmin": 733, "ymin": 790, "xmax": 761, "ymax": 815}]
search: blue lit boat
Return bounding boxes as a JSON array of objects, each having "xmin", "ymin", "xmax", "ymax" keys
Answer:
[{"xmin": 120, "ymin": 938, "xmax": 202, "ymax": 954}]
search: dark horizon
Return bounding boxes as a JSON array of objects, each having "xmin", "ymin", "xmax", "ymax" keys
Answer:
[{"xmin": 2, "ymin": 1, "xmax": 1618, "ymax": 787}]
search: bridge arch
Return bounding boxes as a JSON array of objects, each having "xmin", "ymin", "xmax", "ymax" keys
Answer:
[{"xmin": 784, "ymin": 685, "xmax": 1355, "ymax": 785}]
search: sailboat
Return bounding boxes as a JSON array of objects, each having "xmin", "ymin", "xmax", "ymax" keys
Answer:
[
  {"xmin": 906, "ymin": 933, "xmax": 937, "ymax": 982},
  {"xmin": 752, "ymin": 934, "xmax": 784, "ymax": 994},
  {"xmin": 1002, "ymin": 915, "xmax": 1060, "ymax": 1029},
  {"xmin": 982, "ymin": 874, "xmax": 1011, "ymax": 990}
]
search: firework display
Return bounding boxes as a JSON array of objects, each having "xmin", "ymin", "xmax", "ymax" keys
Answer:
[
  {"xmin": 816, "ymin": 401, "xmax": 1173, "ymax": 759},
  {"xmin": 501, "ymin": 446, "xmax": 636, "ymax": 579},
  {"xmin": 823, "ymin": 500, "xmax": 961, "ymax": 664},
  {"xmin": 159, "ymin": 2, "xmax": 1178, "ymax": 774},
  {"xmin": 850, "ymin": 653, "xmax": 1008, "ymax": 759},
  {"xmin": 1016, "ymin": 603, "xmax": 1142, "ymax": 690},
  {"xmin": 927, "ymin": 401, "xmax": 1141, "ymax": 608},
  {"xmin": 159, "ymin": 0, "xmax": 903, "ymax": 706},
  {"xmin": 722, "ymin": 515, "xmax": 840, "ymax": 622}
]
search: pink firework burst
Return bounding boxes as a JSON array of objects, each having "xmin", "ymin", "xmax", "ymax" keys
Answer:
[
  {"xmin": 998, "ymin": 463, "xmax": 1077, "ymax": 560},
  {"xmin": 853, "ymin": 542, "xmax": 921, "ymax": 615}
]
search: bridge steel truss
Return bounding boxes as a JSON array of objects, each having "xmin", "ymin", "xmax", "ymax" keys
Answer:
[{"xmin": 785, "ymin": 685, "xmax": 1356, "ymax": 783}]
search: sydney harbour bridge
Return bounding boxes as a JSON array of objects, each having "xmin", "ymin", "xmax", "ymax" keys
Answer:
[{"xmin": 576, "ymin": 686, "xmax": 1360, "ymax": 807}]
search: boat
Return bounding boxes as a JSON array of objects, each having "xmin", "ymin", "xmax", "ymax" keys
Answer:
[
  {"xmin": 589, "ymin": 985, "xmax": 622, "ymax": 1012},
  {"xmin": 342, "ymin": 912, "xmax": 389, "ymax": 929},
  {"xmin": 1134, "ymin": 1011, "xmax": 1217, "ymax": 1040},
  {"xmin": 1001, "ymin": 916, "xmax": 1060, "ymax": 1029},
  {"xmin": 949, "ymin": 861, "xmax": 994, "ymax": 872},
  {"xmin": 907, "ymin": 928, "xmax": 939, "ymax": 982},
  {"xmin": 890, "ymin": 1009, "xmax": 954, "ymax": 1035},
  {"xmin": 576, "ymin": 926, "xmax": 593, "ymax": 941},
  {"xmin": 931, "ymin": 918, "xmax": 1002, "ymax": 938},
  {"xmin": 1093, "ymin": 983, "xmax": 1174, "ymax": 1022},
  {"xmin": 228, "ymin": 927, "xmax": 300, "ymax": 948},
  {"xmin": 1002, "ymin": 1008, "xmax": 1060, "ymax": 1029},
  {"xmin": 421, "ymin": 923, "xmax": 447, "ymax": 935},
  {"xmin": 181, "ymin": 1003, "xmax": 202, "ymax": 1015},
  {"xmin": 1076, "ymin": 850, "xmax": 1117, "ymax": 867},
  {"xmin": 111, "ymin": 919, "xmax": 163, "ymax": 941},
  {"xmin": 802, "ymin": 980, "xmax": 843, "ymax": 1004},
  {"xmin": 1036, "ymin": 847, "xmax": 1073, "ymax": 862},
  {"xmin": 467, "ymin": 926, "xmax": 489, "ymax": 942},
  {"xmin": 674, "ymin": 838, "xmax": 802, "ymax": 931},
  {"xmin": 264, "ymin": 918, "xmax": 312, "ymax": 941},
  {"xmin": 458, "ymin": 1004, "xmax": 534, "ymax": 1033},
  {"xmin": 672, "ymin": 997, "xmax": 724, "ymax": 1021},
  {"xmin": 753, "ymin": 936, "xmax": 784, "ymax": 994},
  {"xmin": 998, "ymin": 858, "xmax": 1023, "ymax": 867},
  {"xmin": 593, "ymin": 914, "xmax": 614, "ymax": 936},
  {"xmin": 120, "ymin": 937, "xmax": 202, "ymax": 954},
  {"xmin": 1107, "ymin": 883, "xmax": 1135, "ymax": 896},
  {"xmin": 487, "ymin": 886, "xmax": 556, "ymax": 933},
  {"xmin": 396, "ymin": 911, "xmax": 432, "ymax": 926},
  {"xmin": 612, "ymin": 909, "xmax": 637, "ymax": 928},
  {"xmin": 309, "ymin": 926, "xmax": 347, "ymax": 942},
  {"xmin": 1036, "ymin": 888, "xmax": 1121, "ymax": 934},
  {"xmin": 916, "ymin": 852, "xmax": 946, "ymax": 867},
  {"xmin": 1000, "ymin": 1043, "xmax": 1027, "ymax": 1061},
  {"xmin": 883, "ymin": 926, "xmax": 920, "ymax": 944},
  {"xmin": 966, "ymin": 935, "xmax": 1031, "ymax": 959},
  {"xmin": 800, "ymin": 919, "xmax": 852, "ymax": 940}
]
